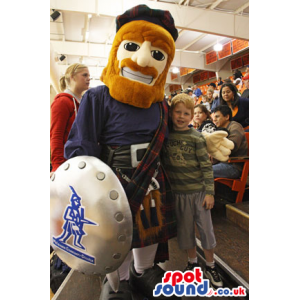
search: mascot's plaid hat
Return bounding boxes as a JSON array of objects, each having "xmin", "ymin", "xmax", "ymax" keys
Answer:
[
  {"xmin": 101, "ymin": 4, "xmax": 178, "ymax": 108},
  {"xmin": 116, "ymin": 4, "xmax": 178, "ymax": 42}
]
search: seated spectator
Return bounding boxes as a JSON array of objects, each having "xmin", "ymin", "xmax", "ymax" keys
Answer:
[
  {"xmin": 193, "ymin": 84, "xmax": 202, "ymax": 97},
  {"xmin": 184, "ymin": 88, "xmax": 197, "ymax": 105},
  {"xmin": 241, "ymin": 74, "xmax": 249, "ymax": 99},
  {"xmin": 210, "ymin": 82, "xmax": 222, "ymax": 113},
  {"xmin": 208, "ymin": 82, "xmax": 216, "ymax": 89},
  {"xmin": 212, "ymin": 105, "xmax": 248, "ymax": 179},
  {"xmin": 193, "ymin": 104, "xmax": 217, "ymax": 133},
  {"xmin": 233, "ymin": 69, "xmax": 243, "ymax": 93},
  {"xmin": 206, "ymin": 87, "xmax": 215, "ymax": 108},
  {"xmin": 233, "ymin": 69, "xmax": 243, "ymax": 80},
  {"xmin": 219, "ymin": 82, "xmax": 249, "ymax": 129},
  {"xmin": 183, "ymin": 88, "xmax": 192, "ymax": 96},
  {"xmin": 211, "ymin": 78, "xmax": 236, "ymax": 113},
  {"xmin": 217, "ymin": 77, "xmax": 223, "ymax": 88},
  {"xmin": 208, "ymin": 83, "xmax": 220, "ymax": 111},
  {"xmin": 201, "ymin": 95, "xmax": 211, "ymax": 111},
  {"xmin": 208, "ymin": 82, "xmax": 219, "ymax": 98}
]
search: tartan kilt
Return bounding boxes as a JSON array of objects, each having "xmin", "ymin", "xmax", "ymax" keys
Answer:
[{"xmin": 115, "ymin": 164, "xmax": 177, "ymax": 262}]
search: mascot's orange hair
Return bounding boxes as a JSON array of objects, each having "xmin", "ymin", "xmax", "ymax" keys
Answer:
[{"xmin": 101, "ymin": 20, "xmax": 175, "ymax": 109}]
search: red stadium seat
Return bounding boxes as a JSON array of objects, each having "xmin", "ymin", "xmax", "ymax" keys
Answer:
[{"xmin": 214, "ymin": 132, "xmax": 249, "ymax": 203}]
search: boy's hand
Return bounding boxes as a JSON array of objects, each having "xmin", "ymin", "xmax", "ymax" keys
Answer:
[{"xmin": 202, "ymin": 194, "xmax": 214, "ymax": 210}]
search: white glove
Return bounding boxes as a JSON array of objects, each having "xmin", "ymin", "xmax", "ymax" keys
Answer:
[{"xmin": 202, "ymin": 131, "xmax": 234, "ymax": 162}]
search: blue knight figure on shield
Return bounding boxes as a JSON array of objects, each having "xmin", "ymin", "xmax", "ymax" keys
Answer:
[{"xmin": 55, "ymin": 185, "xmax": 97, "ymax": 250}]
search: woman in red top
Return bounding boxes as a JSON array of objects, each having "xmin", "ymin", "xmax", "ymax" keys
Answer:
[{"xmin": 50, "ymin": 63, "xmax": 90, "ymax": 174}]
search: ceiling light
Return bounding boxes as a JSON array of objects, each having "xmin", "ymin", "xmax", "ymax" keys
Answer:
[
  {"xmin": 50, "ymin": 10, "xmax": 61, "ymax": 22},
  {"xmin": 213, "ymin": 43, "xmax": 223, "ymax": 51},
  {"xmin": 172, "ymin": 67, "xmax": 180, "ymax": 74},
  {"xmin": 88, "ymin": 14, "xmax": 92, "ymax": 19}
]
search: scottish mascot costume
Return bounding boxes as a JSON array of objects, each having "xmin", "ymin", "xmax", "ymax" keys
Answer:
[{"xmin": 50, "ymin": 5, "xmax": 233, "ymax": 299}]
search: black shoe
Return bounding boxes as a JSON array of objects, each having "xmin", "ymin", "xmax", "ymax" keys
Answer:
[
  {"xmin": 129, "ymin": 262, "xmax": 180, "ymax": 299},
  {"xmin": 100, "ymin": 278, "xmax": 133, "ymax": 300},
  {"xmin": 204, "ymin": 266, "xmax": 223, "ymax": 288},
  {"xmin": 184, "ymin": 262, "xmax": 200, "ymax": 272}
]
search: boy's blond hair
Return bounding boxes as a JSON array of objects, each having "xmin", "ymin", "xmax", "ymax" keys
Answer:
[{"xmin": 170, "ymin": 93, "xmax": 195, "ymax": 117}]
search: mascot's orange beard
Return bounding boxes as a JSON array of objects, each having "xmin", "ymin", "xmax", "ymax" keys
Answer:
[
  {"xmin": 101, "ymin": 58, "xmax": 166, "ymax": 109},
  {"xmin": 101, "ymin": 21, "xmax": 175, "ymax": 109},
  {"xmin": 120, "ymin": 58, "xmax": 158, "ymax": 82}
]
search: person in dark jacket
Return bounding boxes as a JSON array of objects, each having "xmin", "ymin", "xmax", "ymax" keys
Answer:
[
  {"xmin": 219, "ymin": 82, "xmax": 249, "ymax": 129},
  {"xmin": 217, "ymin": 77, "xmax": 223, "ymax": 88}
]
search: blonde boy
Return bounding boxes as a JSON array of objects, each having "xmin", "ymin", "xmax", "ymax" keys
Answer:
[{"xmin": 162, "ymin": 93, "xmax": 223, "ymax": 288}]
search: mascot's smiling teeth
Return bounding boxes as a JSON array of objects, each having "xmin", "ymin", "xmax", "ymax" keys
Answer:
[{"xmin": 121, "ymin": 67, "xmax": 153, "ymax": 84}]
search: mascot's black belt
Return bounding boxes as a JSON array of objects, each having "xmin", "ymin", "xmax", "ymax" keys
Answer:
[{"xmin": 101, "ymin": 143, "xmax": 149, "ymax": 169}]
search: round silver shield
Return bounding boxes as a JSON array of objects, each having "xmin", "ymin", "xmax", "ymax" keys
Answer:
[{"xmin": 50, "ymin": 156, "xmax": 133, "ymax": 275}]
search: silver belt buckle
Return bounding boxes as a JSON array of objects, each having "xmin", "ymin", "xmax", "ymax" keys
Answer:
[{"xmin": 130, "ymin": 143, "xmax": 149, "ymax": 168}]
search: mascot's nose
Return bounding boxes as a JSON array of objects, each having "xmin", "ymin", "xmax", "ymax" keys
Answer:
[{"xmin": 131, "ymin": 41, "xmax": 153, "ymax": 68}]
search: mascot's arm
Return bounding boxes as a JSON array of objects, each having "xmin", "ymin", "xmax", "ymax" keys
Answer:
[
  {"xmin": 201, "ymin": 131, "xmax": 234, "ymax": 162},
  {"xmin": 64, "ymin": 88, "xmax": 104, "ymax": 160}
]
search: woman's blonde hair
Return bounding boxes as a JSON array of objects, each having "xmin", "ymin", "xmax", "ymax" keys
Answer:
[
  {"xmin": 207, "ymin": 87, "xmax": 214, "ymax": 95},
  {"xmin": 206, "ymin": 87, "xmax": 214, "ymax": 103},
  {"xmin": 59, "ymin": 63, "xmax": 88, "ymax": 92}
]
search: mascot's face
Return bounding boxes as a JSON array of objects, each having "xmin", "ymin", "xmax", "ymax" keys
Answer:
[
  {"xmin": 101, "ymin": 20, "xmax": 175, "ymax": 108},
  {"xmin": 117, "ymin": 40, "xmax": 167, "ymax": 86}
]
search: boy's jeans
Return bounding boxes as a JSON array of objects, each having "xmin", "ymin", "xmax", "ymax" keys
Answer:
[{"xmin": 212, "ymin": 163, "xmax": 241, "ymax": 179}]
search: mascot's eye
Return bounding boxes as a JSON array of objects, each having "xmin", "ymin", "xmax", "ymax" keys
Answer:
[
  {"xmin": 151, "ymin": 50, "xmax": 165, "ymax": 61},
  {"xmin": 124, "ymin": 43, "xmax": 140, "ymax": 51}
]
